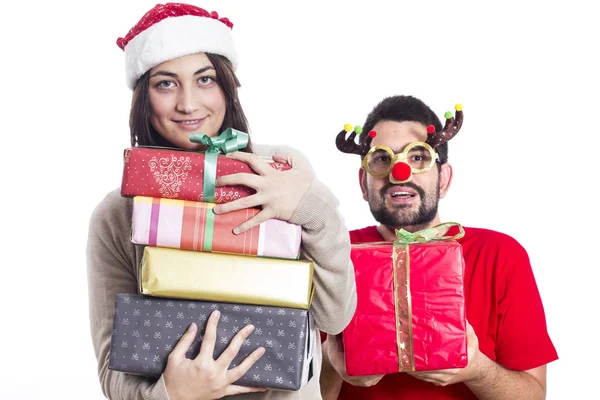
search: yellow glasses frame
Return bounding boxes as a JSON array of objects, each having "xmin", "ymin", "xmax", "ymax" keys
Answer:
[{"xmin": 362, "ymin": 141, "xmax": 439, "ymax": 178}]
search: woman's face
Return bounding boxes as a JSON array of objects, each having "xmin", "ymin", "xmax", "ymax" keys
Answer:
[{"xmin": 148, "ymin": 53, "xmax": 226, "ymax": 150}]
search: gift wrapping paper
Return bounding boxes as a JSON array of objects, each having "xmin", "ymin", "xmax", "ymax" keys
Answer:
[
  {"xmin": 140, "ymin": 246, "xmax": 314, "ymax": 309},
  {"xmin": 343, "ymin": 240, "xmax": 468, "ymax": 375},
  {"xmin": 131, "ymin": 196, "xmax": 301, "ymax": 259},
  {"xmin": 120, "ymin": 147, "xmax": 290, "ymax": 204},
  {"xmin": 109, "ymin": 294, "xmax": 315, "ymax": 390}
]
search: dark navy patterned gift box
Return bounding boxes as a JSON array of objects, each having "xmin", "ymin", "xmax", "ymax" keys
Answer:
[{"xmin": 109, "ymin": 294, "xmax": 314, "ymax": 390}]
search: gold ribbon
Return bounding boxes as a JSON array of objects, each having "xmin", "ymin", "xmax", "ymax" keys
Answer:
[{"xmin": 392, "ymin": 222, "xmax": 464, "ymax": 371}]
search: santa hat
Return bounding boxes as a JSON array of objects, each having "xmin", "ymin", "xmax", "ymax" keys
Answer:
[{"xmin": 117, "ymin": 3, "xmax": 238, "ymax": 90}]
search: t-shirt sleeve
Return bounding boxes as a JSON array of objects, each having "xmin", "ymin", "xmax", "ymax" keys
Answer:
[{"xmin": 494, "ymin": 237, "xmax": 558, "ymax": 370}]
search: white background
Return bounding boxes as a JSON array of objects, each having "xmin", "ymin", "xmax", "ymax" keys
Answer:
[{"xmin": 1, "ymin": 1, "xmax": 597, "ymax": 398}]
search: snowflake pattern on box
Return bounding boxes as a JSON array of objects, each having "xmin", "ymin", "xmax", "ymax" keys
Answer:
[{"xmin": 109, "ymin": 294, "xmax": 313, "ymax": 390}]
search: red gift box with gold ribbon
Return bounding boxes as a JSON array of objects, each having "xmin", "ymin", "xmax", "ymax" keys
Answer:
[{"xmin": 342, "ymin": 224, "xmax": 468, "ymax": 375}]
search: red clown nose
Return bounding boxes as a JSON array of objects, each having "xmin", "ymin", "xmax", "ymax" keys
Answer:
[{"xmin": 391, "ymin": 162, "xmax": 412, "ymax": 182}]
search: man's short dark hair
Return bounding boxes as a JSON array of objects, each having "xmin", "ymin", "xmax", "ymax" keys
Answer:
[{"xmin": 362, "ymin": 95, "xmax": 449, "ymax": 164}]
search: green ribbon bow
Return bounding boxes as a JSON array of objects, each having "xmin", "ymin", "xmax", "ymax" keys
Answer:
[
  {"xmin": 394, "ymin": 222, "xmax": 465, "ymax": 244},
  {"xmin": 189, "ymin": 128, "xmax": 249, "ymax": 203}
]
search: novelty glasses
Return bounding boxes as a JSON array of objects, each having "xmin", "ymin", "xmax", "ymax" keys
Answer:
[{"xmin": 362, "ymin": 141, "xmax": 439, "ymax": 182}]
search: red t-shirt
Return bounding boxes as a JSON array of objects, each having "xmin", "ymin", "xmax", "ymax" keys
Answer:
[{"xmin": 334, "ymin": 225, "xmax": 558, "ymax": 399}]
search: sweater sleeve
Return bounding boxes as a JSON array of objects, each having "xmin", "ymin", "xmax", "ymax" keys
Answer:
[
  {"xmin": 255, "ymin": 143, "xmax": 357, "ymax": 334},
  {"xmin": 290, "ymin": 178, "xmax": 357, "ymax": 334},
  {"xmin": 86, "ymin": 189, "xmax": 171, "ymax": 400}
]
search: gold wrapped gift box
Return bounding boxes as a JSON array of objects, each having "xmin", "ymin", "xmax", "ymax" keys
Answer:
[{"xmin": 140, "ymin": 246, "xmax": 314, "ymax": 309}]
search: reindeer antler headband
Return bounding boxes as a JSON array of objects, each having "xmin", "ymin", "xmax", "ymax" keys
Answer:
[
  {"xmin": 426, "ymin": 104, "xmax": 464, "ymax": 147},
  {"xmin": 336, "ymin": 104, "xmax": 464, "ymax": 157}
]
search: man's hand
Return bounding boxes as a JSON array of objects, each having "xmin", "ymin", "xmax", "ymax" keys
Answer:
[
  {"xmin": 325, "ymin": 333, "xmax": 385, "ymax": 387},
  {"xmin": 408, "ymin": 321, "xmax": 483, "ymax": 386}
]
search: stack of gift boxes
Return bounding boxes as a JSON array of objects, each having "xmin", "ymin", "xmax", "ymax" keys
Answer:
[{"xmin": 108, "ymin": 131, "xmax": 316, "ymax": 390}]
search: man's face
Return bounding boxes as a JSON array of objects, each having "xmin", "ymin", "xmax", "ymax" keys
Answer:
[{"xmin": 359, "ymin": 120, "xmax": 452, "ymax": 231}]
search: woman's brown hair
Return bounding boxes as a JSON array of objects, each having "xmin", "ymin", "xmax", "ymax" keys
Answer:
[{"xmin": 128, "ymin": 53, "xmax": 253, "ymax": 153}]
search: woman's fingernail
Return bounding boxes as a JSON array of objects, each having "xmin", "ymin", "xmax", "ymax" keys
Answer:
[
  {"xmin": 213, "ymin": 206, "xmax": 221, "ymax": 214},
  {"xmin": 233, "ymin": 227, "xmax": 240, "ymax": 235},
  {"xmin": 213, "ymin": 310, "xmax": 220, "ymax": 319},
  {"xmin": 189, "ymin": 323, "xmax": 197, "ymax": 332}
]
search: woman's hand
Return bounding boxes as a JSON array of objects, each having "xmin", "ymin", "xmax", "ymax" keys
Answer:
[
  {"xmin": 213, "ymin": 152, "xmax": 313, "ymax": 233},
  {"xmin": 163, "ymin": 310, "xmax": 266, "ymax": 400}
]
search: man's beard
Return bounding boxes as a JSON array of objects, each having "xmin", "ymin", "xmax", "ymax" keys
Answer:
[{"xmin": 367, "ymin": 181, "xmax": 439, "ymax": 232}]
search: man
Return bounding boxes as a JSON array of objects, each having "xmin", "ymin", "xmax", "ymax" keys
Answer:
[{"xmin": 320, "ymin": 95, "xmax": 558, "ymax": 399}]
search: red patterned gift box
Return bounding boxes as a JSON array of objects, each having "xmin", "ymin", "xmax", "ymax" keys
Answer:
[
  {"xmin": 342, "ymin": 224, "xmax": 468, "ymax": 375},
  {"xmin": 121, "ymin": 147, "xmax": 290, "ymax": 204}
]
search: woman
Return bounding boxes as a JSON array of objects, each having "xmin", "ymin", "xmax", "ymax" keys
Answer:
[{"xmin": 86, "ymin": 3, "xmax": 356, "ymax": 399}]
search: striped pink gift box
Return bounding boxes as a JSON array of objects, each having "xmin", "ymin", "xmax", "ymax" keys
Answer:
[{"xmin": 131, "ymin": 196, "xmax": 302, "ymax": 259}]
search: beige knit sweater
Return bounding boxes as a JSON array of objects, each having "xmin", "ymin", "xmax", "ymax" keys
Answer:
[{"xmin": 86, "ymin": 144, "xmax": 357, "ymax": 400}]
